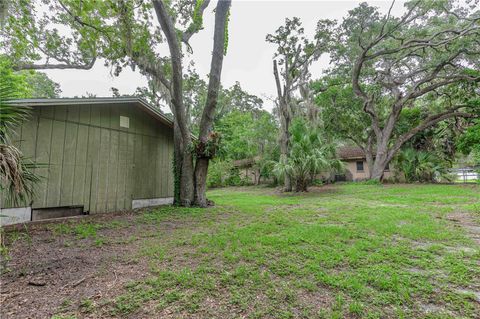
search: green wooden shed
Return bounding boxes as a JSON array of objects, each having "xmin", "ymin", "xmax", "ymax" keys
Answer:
[{"xmin": 0, "ymin": 97, "xmax": 174, "ymax": 225}]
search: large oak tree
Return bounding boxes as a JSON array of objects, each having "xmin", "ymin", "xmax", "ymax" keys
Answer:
[
  {"xmin": 331, "ymin": 0, "xmax": 480, "ymax": 179},
  {"xmin": 1, "ymin": 0, "xmax": 231, "ymax": 206}
]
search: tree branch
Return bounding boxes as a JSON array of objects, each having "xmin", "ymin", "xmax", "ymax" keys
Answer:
[
  {"xmin": 57, "ymin": 0, "xmax": 113, "ymax": 42},
  {"xmin": 153, "ymin": 0, "xmax": 189, "ymax": 141},
  {"xmin": 366, "ymin": 22, "xmax": 480, "ymax": 60},
  {"xmin": 13, "ymin": 57, "xmax": 96, "ymax": 71},
  {"xmin": 273, "ymin": 60, "xmax": 283, "ymax": 100},
  {"xmin": 182, "ymin": 0, "xmax": 211, "ymax": 48},
  {"xmin": 198, "ymin": 0, "xmax": 231, "ymax": 139},
  {"xmin": 387, "ymin": 107, "xmax": 476, "ymax": 162}
]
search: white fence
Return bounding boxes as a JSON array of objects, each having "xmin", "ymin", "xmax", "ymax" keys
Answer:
[{"xmin": 449, "ymin": 167, "xmax": 479, "ymax": 183}]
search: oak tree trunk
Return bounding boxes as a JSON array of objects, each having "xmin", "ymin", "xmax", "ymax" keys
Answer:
[
  {"xmin": 279, "ymin": 100, "xmax": 292, "ymax": 192},
  {"xmin": 254, "ymin": 168, "xmax": 261, "ymax": 185},
  {"xmin": 370, "ymin": 141, "xmax": 389, "ymax": 181},
  {"xmin": 273, "ymin": 60, "xmax": 293, "ymax": 192},
  {"xmin": 365, "ymin": 153, "xmax": 374, "ymax": 179},
  {"xmin": 194, "ymin": 157, "xmax": 209, "ymax": 207},
  {"xmin": 192, "ymin": 0, "xmax": 231, "ymax": 207},
  {"xmin": 173, "ymin": 121, "xmax": 195, "ymax": 206}
]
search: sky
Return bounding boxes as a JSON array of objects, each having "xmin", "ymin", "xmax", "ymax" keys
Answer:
[{"xmin": 42, "ymin": 1, "xmax": 406, "ymax": 112}]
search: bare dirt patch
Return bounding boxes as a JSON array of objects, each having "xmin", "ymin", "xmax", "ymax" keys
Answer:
[
  {"xmin": 446, "ymin": 211, "xmax": 480, "ymax": 246},
  {"xmin": 0, "ymin": 209, "xmax": 219, "ymax": 319}
]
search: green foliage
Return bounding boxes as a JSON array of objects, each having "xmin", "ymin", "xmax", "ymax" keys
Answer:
[
  {"xmin": 0, "ymin": 77, "xmax": 41, "ymax": 206},
  {"xmin": 1, "ymin": 0, "xmax": 218, "ymax": 82},
  {"xmin": 206, "ymin": 160, "xmax": 229, "ymax": 188},
  {"xmin": 215, "ymin": 110, "xmax": 277, "ymax": 161},
  {"xmin": 273, "ymin": 118, "xmax": 343, "ymax": 191},
  {"xmin": 313, "ymin": 76, "xmax": 370, "ymax": 145},
  {"xmin": 0, "ymin": 56, "xmax": 31, "ymax": 98},
  {"xmin": 223, "ymin": 9, "xmax": 230, "ymax": 55},
  {"xmin": 0, "ymin": 55, "xmax": 61, "ymax": 99},
  {"xmin": 397, "ymin": 109, "xmax": 461, "ymax": 165},
  {"xmin": 191, "ymin": 0, "xmax": 204, "ymax": 32},
  {"xmin": 206, "ymin": 160, "xmax": 252, "ymax": 188},
  {"xmin": 319, "ymin": 0, "xmax": 480, "ymax": 180},
  {"xmin": 224, "ymin": 167, "xmax": 243, "ymax": 186},
  {"xmin": 394, "ymin": 148, "xmax": 453, "ymax": 183},
  {"xmin": 457, "ymin": 120, "xmax": 480, "ymax": 166},
  {"xmin": 21, "ymin": 71, "xmax": 61, "ymax": 98},
  {"xmin": 205, "ymin": 88, "xmax": 277, "ymax": 188}
]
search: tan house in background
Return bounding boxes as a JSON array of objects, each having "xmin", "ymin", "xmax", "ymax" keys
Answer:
[
  {"xmin": 227, "ymin": 146, "xmax": 398, "ymax": 185},
  {"xmin": 337, "ymin": 146, "xmax": 395, "ymax": 181}
]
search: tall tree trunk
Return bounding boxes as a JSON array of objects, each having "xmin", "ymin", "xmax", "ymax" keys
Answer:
[
  {"xmin": 193, "ymin": 0, "xmax": 231, "ymax": 207},
  {"xmin": 273, "ymin": 61, "xmax": 292, "ymax": 192},
  {"xmin": 370, "ymin": 160, "xmax": 387, "ymax": 180},
  {"xmin": 279, "ymin": 125, "xmax": 292, "ymax": 191},
  {"xmin": 365, "ymin": 136, "xmax": 374, "ymax": 179},
  {"xmin": 254, "ymin": 168, "xmax": 261, "ymax": 185},
  {"xmin": 154, "ymin": 0, "xmax": 195, "ymax": 206},
  {"xmin": 173, "ymin": 121, "xmax": 194, "ymax": 206},
  {"xmin": 370, "ymin": 136, "xmax": 389, "ymax": 181},
  {"xmin": 180, "ymin": 148, "xmax": 195, "ymax": 205},
  {"xmin": 365, "ymin": 152, "xmax": 374, "ymax": 179},
  {"xmin": 154, "ymin": 0, "xmax": 230, "ymax": 207},
  {"xmin": 194, "ymin": 157, "xmax": 209, "ymax": 207},
  {"xmin": 278, "ymin": 98, "xmax": 292, "ymax": 192}
]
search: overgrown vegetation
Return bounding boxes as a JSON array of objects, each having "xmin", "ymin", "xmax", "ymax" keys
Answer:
[
  {"xmin": 457, "ymin": 119, "xmax": 480, "ymax": 167},
  {"xmin": 393, "ymin": 148, "xmax": 453, "ymax": 183},
  {"xmin": 272, "ymin": 118, "xmax": 342, "ymax": 191},
  {"xmin": 0, "ymin": 70, "xmax": 39, "ymax": 206}
]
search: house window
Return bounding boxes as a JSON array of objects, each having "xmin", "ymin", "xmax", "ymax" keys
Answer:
[
  {"xmin": 384, "ymin": 163, "xmax": 390, "ymax": 171},
  {"xmin": 356, "ymin": 161, "xmax": 364, "ymax": 172}
]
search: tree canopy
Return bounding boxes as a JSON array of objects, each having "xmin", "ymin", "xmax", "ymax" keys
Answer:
[{"xmin": 313, "ymin": 0, "xmax": 480, "ymax": 179}]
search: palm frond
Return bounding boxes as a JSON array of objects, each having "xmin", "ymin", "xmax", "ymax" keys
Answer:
[
  {"xmin": 273, "ymin": 118, "xmax": 343, "ymax": 191},
  {"xmin": 0, "ymin": 80, "xmax": 39, "ymax": 205},
  {"xmin": 0, "ymin": 81, "xmax": 31, "ymax": 143}
]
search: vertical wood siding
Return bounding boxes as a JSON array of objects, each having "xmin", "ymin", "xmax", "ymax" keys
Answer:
[{"xmin": 1, "ymin": 103, "xmax": 174, "ymax": 213}]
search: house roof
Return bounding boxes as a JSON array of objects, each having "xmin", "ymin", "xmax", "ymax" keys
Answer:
[
  {"xmin": 337, "ymin": 146, "xmax": 366, "ymax": 160},
  {"xmin": 8, "ymin": 97, "xmax": 174, "ymax": 128},
  {"xmin": 232, "ymin": 156, "xmax": 261, "ymax": 168}
]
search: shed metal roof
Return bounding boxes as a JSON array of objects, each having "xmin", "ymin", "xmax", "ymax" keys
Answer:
[{"xmin": 8, "ymin": 97, "xmax": 174, "ymax": 128}]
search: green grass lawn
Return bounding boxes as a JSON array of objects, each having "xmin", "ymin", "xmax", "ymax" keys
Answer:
[
  {"xmin": 112, "ymin": 184, "xmax": 480, "ymax": 318},
  {"xmin": 4, "ymin": 184, "xmax": 480, "ymax": 318}
]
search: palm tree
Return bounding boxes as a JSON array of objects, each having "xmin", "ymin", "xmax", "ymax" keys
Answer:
[
  {"xmin": 0, "ymin": 82, "xmax": 39, "ymax": 206},
  {"xmin": 273, "ymin": 119, "xmax": 343, "ymax": 192},
  {"xmin": 394, "ymin": 148, "xmax": 451, "ymax": 183}
]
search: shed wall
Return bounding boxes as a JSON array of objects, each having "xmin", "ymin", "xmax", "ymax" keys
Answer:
[{"xmin": 0, "ymin": 103, "xmax": 174, "ymax": 214}]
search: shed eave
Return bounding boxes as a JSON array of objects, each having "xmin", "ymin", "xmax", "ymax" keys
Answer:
[{"xmin": 7, "ymin": 97, "xmax": 174, "ymax": 128}]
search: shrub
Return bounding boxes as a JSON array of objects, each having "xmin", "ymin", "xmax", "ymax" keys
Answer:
[
  {"xmin": 393, "ymin": 148, "xmax": 452, "ymax": 183},
  {"xmin": 272, "ymin": 118, "xmax": 343, "ymax": 192}
]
